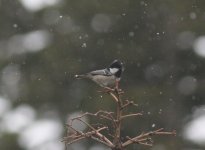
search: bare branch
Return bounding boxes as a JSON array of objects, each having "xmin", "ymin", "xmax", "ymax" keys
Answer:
[
  {"xmin": 121, "ymin": 100, "xmax": 138, "ymax": 109},
  {"xmin": 64, "ymin": 127, "xmax": 107, "ymax": 144},
  {"xmin": 120, "ymin": 113, "xmax": 142, "ymax": 120},
  {"xmin": 70, "ymin": 111, "xmax": 114, "ymax": 121},
  {"xmin": 122, "ymin": 128, "xmax": 176, "ymax": 147},
  {"xmin": 109, "ymin": 92, "xmax": 119, "ymax": 102},
  {"xmin": 90, "ymin": 135, "xmax": 114, "ymax": 148},
  {"xmin": 124, "ymin": 136, "xmax": 154, "ymax": 147},
  {"xmin": 74, "ymin": 118, "xmax": 113, "ymax": 146},
  {"xmin": 64, "ymin": 86, "xmax": 176, "ymax": 150},
  {"xmin": 138, "ymin": 142, "xmax": 153, "ymax": 147},
  {"xmin": 64, "ymin": 126, "xmax": 115, "ymax": 147}
]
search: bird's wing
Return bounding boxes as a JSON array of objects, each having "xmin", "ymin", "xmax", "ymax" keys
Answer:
[{"xmin": 89, "ymin": 69, "xmax": 112, "ymax": 76}]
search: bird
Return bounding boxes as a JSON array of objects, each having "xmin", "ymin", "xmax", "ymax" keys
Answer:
[{"xmin": 75, "ymin": 60, "xmax": 123, "ymax": 90}]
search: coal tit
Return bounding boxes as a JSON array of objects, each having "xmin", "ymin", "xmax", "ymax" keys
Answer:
[{"xmin": 75, "ymin": 60, "xmax": 123, "ymax": 88}]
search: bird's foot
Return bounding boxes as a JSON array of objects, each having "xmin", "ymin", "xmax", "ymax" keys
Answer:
[
  {"xmin": 114, "ymin": 81, "xmax": 124, "ymax": 94},
  {"xmin": 114, "ymin": 87, "xmax": 124, "ymax": 94}
]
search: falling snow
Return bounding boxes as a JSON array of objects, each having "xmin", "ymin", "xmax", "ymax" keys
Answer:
[
  {"xmin": 81, "ymin": 43, "xmax": 87, "ymax": 48},
  {"xmin": 13, "ymin": 24, "xmax": 18, "ymax": 28},
  {"xmin": 152, "ymin": 124, "xmax": 156, "ymax": 128}
]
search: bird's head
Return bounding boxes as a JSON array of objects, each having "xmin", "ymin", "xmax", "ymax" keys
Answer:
[{"xmin": 108, "ymin": 60, "xmax": 124, "ymax": 78}]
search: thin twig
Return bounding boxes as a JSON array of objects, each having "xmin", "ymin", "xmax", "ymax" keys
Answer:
[
  {"xmin": 64, "ymin": 127, "xmax": 107, "ymax": 144},
  {"xmin": 75, "ymin": 118, "xmax": 113, "ymax": 146},
  {"xmin": 120, "ymin": 113, "xmax": 142, "ymax": 120},
  {"xmin": 71, "ymin": 111, "xmax": 114, "ymax": 120},
  {"xmin": 109, "ymin": 92, "xmax": 119, "ymax": 102},
  {"xmin": 121, "ymin": 100, "xmax": 138, "ymax": 110},
  {"xmin": 90, "ymin": 135, "xmax": 114, "ymax": 148},
  {"xmin": 122, "ymin": 128, "xmax": 176, "ymax": 147}
]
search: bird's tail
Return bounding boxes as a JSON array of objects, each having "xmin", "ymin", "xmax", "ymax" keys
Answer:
[{"xmin": 74, "ymin": 74, "xmax": 87, "ymax": 79}]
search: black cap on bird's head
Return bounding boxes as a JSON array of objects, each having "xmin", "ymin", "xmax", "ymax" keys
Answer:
[
  {"xmin": 109, "ymin": 60, "xmax": 123, "ymax": 69},
  {"xmin": 108, "ymin": 60, "xmax": 124, "ymax": 78}
]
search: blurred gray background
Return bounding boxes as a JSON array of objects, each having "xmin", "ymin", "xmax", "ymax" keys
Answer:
[{"xmin": 0, "ymin": 0, "xmax": 205, "ymax": 150}]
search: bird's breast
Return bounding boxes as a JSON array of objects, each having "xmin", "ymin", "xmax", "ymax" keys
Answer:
[{"xmin": 91, "ymin": 75, "xmax": 117, "ymax": 87}]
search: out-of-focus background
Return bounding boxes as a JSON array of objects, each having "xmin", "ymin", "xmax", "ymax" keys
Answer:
[{"xmin": 0, "ymin": 0, "xmax": 205, "ymax": 150}]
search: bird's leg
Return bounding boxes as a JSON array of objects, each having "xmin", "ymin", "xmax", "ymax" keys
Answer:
[
  {"xmin": 114, "ymin": 80, "xmax": 124, "ymax": 94},
  {"xmin": 115, "ymin": 80, "xmax": 119, "ymax": 90}
]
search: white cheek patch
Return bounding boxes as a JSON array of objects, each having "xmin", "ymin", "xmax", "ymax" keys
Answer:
[{"xmin": 109, "ymin": 68, "xmax": 119, "ymax": 74}]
